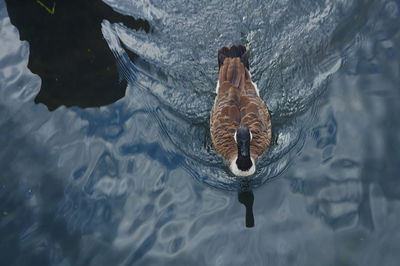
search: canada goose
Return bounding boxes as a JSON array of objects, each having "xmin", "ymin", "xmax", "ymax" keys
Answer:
[{"xmin": 210, "ymin": 45, "xmax": 272, "ymax": 176}]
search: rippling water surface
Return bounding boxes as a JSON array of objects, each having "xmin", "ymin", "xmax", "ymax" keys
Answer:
[{"xmin": 1, "ymin": 0, "xmax": 400, "ymax": 265}]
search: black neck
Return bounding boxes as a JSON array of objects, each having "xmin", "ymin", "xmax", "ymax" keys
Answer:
[{"xmin": 236, "ymin": 125, "xmax": 252, "ymax": 171}]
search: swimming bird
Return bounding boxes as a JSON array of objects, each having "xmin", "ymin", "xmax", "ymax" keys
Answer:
[{"xmin": 210, "ymin": 45, "xmax": 272, "ymax": 176}]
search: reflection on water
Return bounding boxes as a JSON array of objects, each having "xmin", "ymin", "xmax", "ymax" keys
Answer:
[
  {"xmin": 1, "ymin": 0, "xmax": 400, "ymax": 265},
  {"xmin": 238, "ymin": 191, "xmax": 255, "ymax": 228},
  {"xmin": 5, "ymin": 0, "xmax": 149, "ymax": 110}
]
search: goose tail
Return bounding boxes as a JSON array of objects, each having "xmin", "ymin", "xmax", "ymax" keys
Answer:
[{"xmin": 218, "ymin": 45, "xmax": 250, "ymax": 70}]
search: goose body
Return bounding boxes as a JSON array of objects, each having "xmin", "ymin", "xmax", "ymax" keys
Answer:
[{"xmin": 210, "ymin": 45, "xmax": 272, "ymax": 176}]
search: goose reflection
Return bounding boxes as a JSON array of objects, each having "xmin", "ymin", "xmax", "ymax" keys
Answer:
[{"xmin": 238, "ymin": 190, "xmax": 255, "ymax": 228}]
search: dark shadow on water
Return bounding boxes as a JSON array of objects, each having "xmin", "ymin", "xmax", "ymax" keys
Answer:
[{"xmin": 5, "ymin": 0, "xmax": 149, "ymax": 110}]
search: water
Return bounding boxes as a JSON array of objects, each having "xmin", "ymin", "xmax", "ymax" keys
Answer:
[{"xmin": 1, "ymin": 0, "xmax": 400, "ymax": 265}]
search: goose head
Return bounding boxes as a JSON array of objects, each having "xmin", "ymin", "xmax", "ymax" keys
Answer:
[{"xmin": 229, "ymin": 125, "xmax": 256, "ymax": 176}]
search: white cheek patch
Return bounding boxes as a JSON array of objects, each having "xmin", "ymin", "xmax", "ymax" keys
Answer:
[
  {"xmin": 249, "ymin": 130, "xmax": 253, "ymax": 141},
  {"xmin": 229, "ymin": 156, "xmax": 256, "ymax": 177},
  {"xmin": 234, "ymin": 130, "xmax": 237, "ymax": 143}
]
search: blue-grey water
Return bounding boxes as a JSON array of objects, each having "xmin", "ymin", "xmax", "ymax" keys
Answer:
[{"xmin": 1, "ymin": 0, "xmax": 400, "ymax": 265}]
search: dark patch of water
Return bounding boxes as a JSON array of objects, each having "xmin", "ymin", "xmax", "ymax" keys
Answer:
[{"xmin": 5, "ymin": 0, "xmax": 149, "ymax": 110}]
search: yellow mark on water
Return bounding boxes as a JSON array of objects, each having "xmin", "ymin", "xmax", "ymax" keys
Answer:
[{"xmin": 36, "ymin": 0, "xmax": 56, "ymax": 15}]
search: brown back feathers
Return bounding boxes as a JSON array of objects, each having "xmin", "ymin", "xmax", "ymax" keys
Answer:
[{"xmin": 210, "ymin": 46, "xmax": 272, "ymax": 162}]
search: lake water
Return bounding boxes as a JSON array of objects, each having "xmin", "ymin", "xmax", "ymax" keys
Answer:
[{"xmin": 1, "ymin": 0, "xmax": 400, "ymax": 265}]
